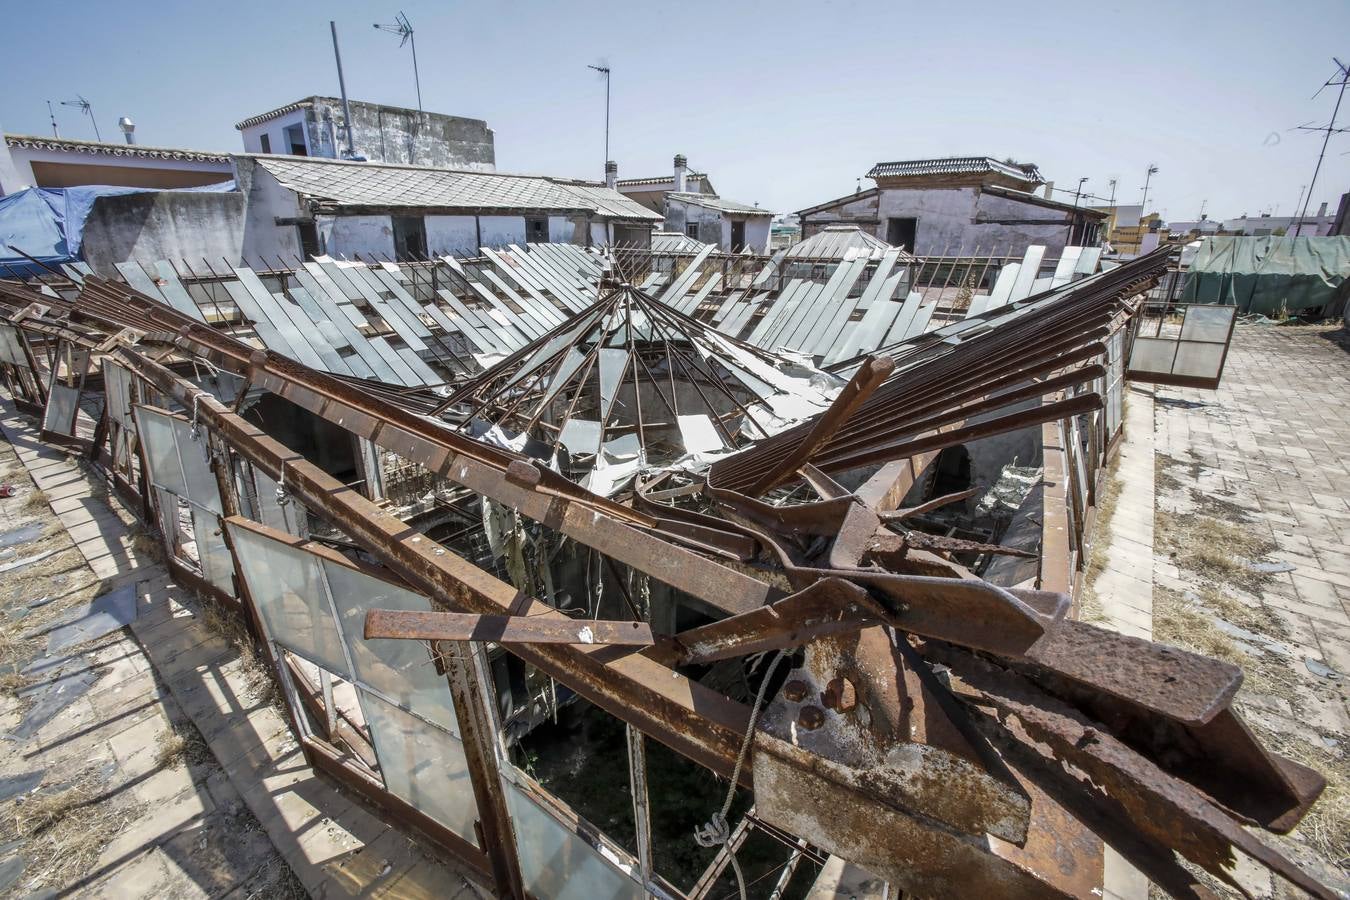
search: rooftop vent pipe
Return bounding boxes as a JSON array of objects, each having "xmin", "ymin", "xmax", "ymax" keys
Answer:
[{"xmin": 118, "ymin": 117, "xmax": 135, "ymax": 145}]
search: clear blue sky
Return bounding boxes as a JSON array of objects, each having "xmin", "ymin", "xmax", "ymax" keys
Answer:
[{"xmin": 3, "ymin": 0, "xmax": 1348, "ymax": 222}]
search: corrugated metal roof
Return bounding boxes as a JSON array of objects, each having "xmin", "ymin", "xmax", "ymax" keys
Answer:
[
  {"xmin": 651, "ymin": 232, "xmax": 709, "ymax": 253},
  {"xmin": 251, "ymin": 156, "xmax": 661, "ymax": 220},
  {"xmin": 785, "ymin": 225, "xmax": 917, "ymax": 261},
  {"xmin": 666, "ymin": 192, "xmax": 773, "ymax": 216},
  {"xmin": 866, "ymin": 157, "xmax": 1041, "ymax": 182}
]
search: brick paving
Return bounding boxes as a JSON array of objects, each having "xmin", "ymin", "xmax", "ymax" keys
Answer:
[{"xmin": 1149, "ymin": 324, "xmax": 1350, "ymax": 896}]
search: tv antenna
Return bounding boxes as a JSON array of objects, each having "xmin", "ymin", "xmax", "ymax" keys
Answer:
[
  {"xmin": 60, "ymin": 95, "xmax": 101, "ymax": 141},
  {"xmin": 1292, "ymin": 57, "xmax": 1349, "ymax": 236},
  {"xmin": 45, "ymin": 100, "xmax": 59, "ymax": 138},
  {"xmin": 374, "ymin": 12, "xmax": 422, "ymax": 114}
]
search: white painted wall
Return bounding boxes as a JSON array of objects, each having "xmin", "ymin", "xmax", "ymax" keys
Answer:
[
  {"xmin": 236, "ymin": 158, "xmax": 304, "ymax": 267},
  {"xmin": 328, "ymin": 215, "xmax": 395, "ymax": 259},
  {"xmin": 426, "ymin": 215, "xmax": 479, "ymax": 255},
  {"xmin": 548, "ymin": 216, "xmax": 577, "ymax": 244},
  {"xmin": 720, "ymin": 217, "xmax": 770, "ymax": 253},
  {"xmin": 590, "ymin": 221, "xmax": 611, "ymax": 246},
  {"xmin": 239, "ymin": 109, "xmax": 310, "ymax": 156},
  {"xmin": 479, "ymin": 215, "xmax": 526, "ymax": 247}
]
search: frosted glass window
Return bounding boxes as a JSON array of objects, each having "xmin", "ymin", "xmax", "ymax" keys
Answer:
[
  {"xmin": 506, "ymin": 782, "xmax": 643, "ymax": 900},
  {"xmin": 253, "ymin": 467, "xmax": 308, "ymax": 536},
  {"xmin": 192, "ymin": 506, "xmax": 235, "ymax": 597},
  {"xmin": 0, "ymin": 325, "xmax": 27, "ymax": 367},
  {"xmin": 1173, "ymin": 342, "xmax": 1226, "ymax": 380},
  {"xmin": 225, "ymin": 522, "xmax": 350, "ymax": 677},
  {"xmin": 323, "ymin": 559, "xmax": 459, "ymax": 733},
  {"xmin": 1180, "ymin": 306, "xmax": 1235, "ymax": 343},
  {"xmin": 1128, "ymin": 337, "xmax": 1177, "ymax": 375},
  {"xmin": 360, "ymin": 688, "xmax": 477, "ymax": 841},
  {"xmin": 42, "ymin": 384, "xmax": 80, "ymax": 436},
  {"xmin": 132, "ymin": 406, "xmax": 222, "ymax": 513}
]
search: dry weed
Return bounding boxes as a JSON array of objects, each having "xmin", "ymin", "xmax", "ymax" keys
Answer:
[
  {"xmin": 1156, "ymin": 509, "xmax": 1277, "ymax": 590},
  {"xmin": 22, "ymin": 489, "xmax": 48, "ymax": 513}
]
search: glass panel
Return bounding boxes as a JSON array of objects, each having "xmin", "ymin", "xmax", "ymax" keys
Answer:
[
  {"xmin": 225, "ymin": 522, "xmax": 350, "ymax": 677},
  {"xmin": 1128, "ymin": 337, "xmax": 1177, "ymax": 375},
  {"xmin": 322, "ymin": 559, "xmax": 459, "ymax": 734},
  {"xmin": 253, "ymin": 468, "xmax": 308, "ymax": 536},
  {"xmin": 359, "ymin": 688, "xmax": 477, "ymax": 841},
  {"xmin": 42, "ymin": 384, "xmax": 80, "ymax": 435},
  {"xmin": 0, "ymin": 325, "xmax": 27, "ymax": 367},
  {"xmin": 1172, "ymin": 342, "xmax": 1226, "ymax": 380},
  {"xmin": 505, "ymin": 782, "xmax": 643, "ymax": 900},
  {"xmin": 135, "ymin": 406, "xmax": 188, "ymax": 496},
  {"xmin": 1179, "ymin": 305, "xmax": 1235, "ymax": 343},
  {"xmin": 191, "ymin": 506, "xmax": 235, "ymax": 597}
]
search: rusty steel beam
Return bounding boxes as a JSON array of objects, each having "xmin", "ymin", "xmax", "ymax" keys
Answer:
[
  {"xmin": 744, "ymin": 355, "xmax": 894, "ymax": 496},
  {"xmin": 364, "ymin": 609, "xmax": 655, "ymax": 646},
  {"xmin": 650, "ymin": 578, "xmax": 886, "ymax": 666}
]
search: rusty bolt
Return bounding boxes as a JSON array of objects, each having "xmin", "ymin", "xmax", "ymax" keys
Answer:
[
  {"xmin": 797, "ymin": 705, "xmax": 825, "ymax": 730},
  {"xmin": 822, "ymin": 676, "xmax": 857, "ymax": 712},
  {"xmin": 782, "ymin": 679, "xmax": 809, "ymax": 703}
]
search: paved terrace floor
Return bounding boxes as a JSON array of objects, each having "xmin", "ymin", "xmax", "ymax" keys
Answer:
[
  {"xmin": 0, "ymin": 398, "xmax": 486, "ymax": 899},
  {"xmin": 1095, "ymin": 323, "xmax": 1350, "ymax": 898}
]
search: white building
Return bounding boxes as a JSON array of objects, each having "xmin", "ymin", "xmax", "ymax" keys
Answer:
[
  {"xmin": 235, "ymin": 96, "xmax": 495, "ymax": 171},
  {"xmin": 232, "ymin": 154, "xmax": 661, "ymax": 265},
  {"xmin": 797, "ymin": 156, "xmax": 1105, "ymax": 258},
  {"xmin": 1, "ymin": 132, "xmax": 232, "ymax": 194},
  {"xmin": 613, "ymin": 154, "xmax": 772, "ymax": 252}
]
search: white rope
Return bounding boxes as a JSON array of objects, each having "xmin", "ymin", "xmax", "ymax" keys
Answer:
[{"xmin": 693, "ymin": 649, "xmax": 789, "ymax": 900}]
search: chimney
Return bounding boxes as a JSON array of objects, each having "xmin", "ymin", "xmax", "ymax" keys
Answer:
[
  {"xmin": 118, "ymin": 116, "xmax": 136, "ymax": 145},
  {"xmin": 674, "ymin": 154, "xmax": 687, "ymax": 192},
  {"xmin": 605, "ymin": 160, "xmax": 618, "ymax": 190},
  {"xmin": 1042, "ymin": 180, "xmax": 1055, "ymax": 200},
  {"xmin": 1317, "ymin": 201, "xmax": 1328, "ymax": 218}
]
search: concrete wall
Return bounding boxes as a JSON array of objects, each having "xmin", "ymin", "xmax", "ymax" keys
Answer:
[
  {"xmin": 664, "ymin": 198, "xmax": 723, "ymax": 247},
  {"xmin": 234, "ymin": 157, "xmax": 304, "ymax": 266},
  {"xmin": 327, "ymin": 215, "xmax": 395, "ymax": 259},
  {"xmin": 327, "ymin": 99, "xmax": 494, "ymax": 170},
  {"xmin": 81, "ymin": 190, "xmax": 245, "ymax": 274},
  {"xmin": 801, "ymin": 192, "xmax": 881, "ymax": 238},
  {"xmin": 426, "ymin": 215, "xmax": 479, "ymax": 255},
  {"xmin": 548, "ymin": 215, "xmax": 576, "ymax": 244}
]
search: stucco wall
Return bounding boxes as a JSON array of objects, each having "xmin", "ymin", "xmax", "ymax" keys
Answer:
[
  {"xmin": 81, "ymin": 190, "xmax": 245, "ymax": 274},
  {"xmin": 235, "ymin": 157, "xmax": 303, "ymax": 266},
  {"xmin": 425, "ymin": 215, "xmax": 479, "ymax": 255},
  {"xmin": 239, "ymin": 109, "xmax": 310, "ymax": 156},
  {"xmin": 332, "ymin": 99, "xmax": 494, "ymax": 170},
  {"xmin": 664, "ymin": 199, "xmax": 723, "ymax": 247},
  {"xmin": 479, "ymin": 215, "xmax": 526, "ymax": 247},
  {"xmin": 328, "ymin": 215, "xmax": 395, "ymax": 259}
]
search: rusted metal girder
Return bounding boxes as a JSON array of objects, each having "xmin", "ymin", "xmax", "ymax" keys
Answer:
[
  {"xmin": 364, "ymin": 609, "xmax": 655, "ymax": 646},
  {"xmin": 928, "ymin": 640, "xmax": 1337, "ymax": 899},
  {"xmin": 101, "ymin": 335, "xmax": 1109, "ymax": 897}
]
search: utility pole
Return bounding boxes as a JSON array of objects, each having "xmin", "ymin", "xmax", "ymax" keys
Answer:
[
  {"xmin": 1293, "ymin": 57, "xmax": 1349, "ymax": 237},
  {"xmin": 330, "ymin": 22, "xmax": 357, "ymax": 158},
  {"xmin": 45, "ymin": 101, "xmax": 59, "ymax": 138},
  {"xmin": 588, "ymin": 64, "xmax": 611, "ymax": 172},
  {"xmin": 1139, "ymin": 164, "xmax": 1158, "ymax": 222},
  {"xmin": 60, "ymin": 95, "xmax": 100, "ymax": 141},
  {"xmin": 374, "ymin": 12, "xmax": 422, "ymax": 115}
]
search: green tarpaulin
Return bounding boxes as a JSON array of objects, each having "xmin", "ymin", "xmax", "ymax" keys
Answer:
[{"xmin": 1181, "ymin": 235, "xmax": 1350, "ymax": 316}]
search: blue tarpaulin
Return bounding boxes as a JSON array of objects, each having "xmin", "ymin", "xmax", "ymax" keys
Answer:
[{"xmin": 0, "ymin": 182, "xmax": 235, "ymax": 277}]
